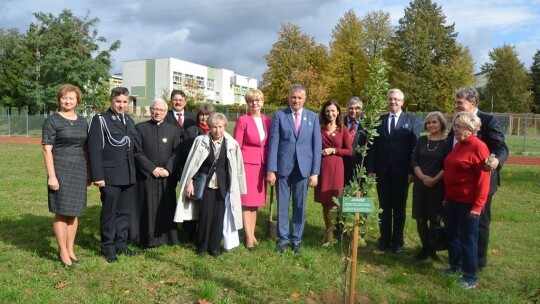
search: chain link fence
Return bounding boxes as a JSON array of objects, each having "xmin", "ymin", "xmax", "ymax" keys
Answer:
[{"xmin": 2, "ymin": 106, "xmax": 539, "ymax": 155}]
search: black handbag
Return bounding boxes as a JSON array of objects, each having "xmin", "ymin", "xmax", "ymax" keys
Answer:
[
  {"xmin": 191, "ymin": 172, "xmax": 208, "ymax": 201},
  {"xmin": 190, "ymin": 158, "xmax": 217, "ymax": 201},
  {"xmin": 429, "ymin": 226, "xmax": 448, "ymax": 251}
]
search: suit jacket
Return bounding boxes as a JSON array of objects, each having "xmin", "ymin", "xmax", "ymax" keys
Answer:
[
  {"xmin": 233, "ymin": 113, "xmax": 272, "ymax": 165},
  {"xmin": 448, "ymin": 110, "xmax": 509, "ymax": 194},
  {"xmin": 267, "ymin": 108, "xmax": 322, "ymax": 178},
  {"xmin": 164, "ymin": 109, "xmax": 197, "ymax": 180},
  {"xmin": 87, "ymin": 108, "xmax": 137, "ymax": 186},
  {"xmin": 366, "ymin": 112, "xmax": 420, "ymax": 177},
  {"xmin": 343, "ymin": 116, "xmax": 367, "ymax": 181},
  {"xmin": 164, "ymin": 110, "xmax": 197, "ymax": 133}
]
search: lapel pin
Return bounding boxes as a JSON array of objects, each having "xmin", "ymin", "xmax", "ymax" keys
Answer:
[
  {"xmin": 111, "ymin": 115, "xmax": 117, "ymax": 121},
  {"xmin": 162, "ymin": 138, "xmax": 167, "ymax": 143}
]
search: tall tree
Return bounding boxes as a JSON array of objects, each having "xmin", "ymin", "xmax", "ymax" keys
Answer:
[
  {"xmin": 0, "ymin": 28, "xmax": 29, "ymax": 109},
  {"xmin": 24, "ymin": 10, "xmax": 120, "ymax": 112},
  {"xmin": 481, "ymin": 44, "xmax": 532, "ymax": 113},
  {"xmin": 385, "ymin": 0, "xmax": 474, "ymax": 112},
  {"xmin": 261, "ymin": 23, "xmax": 328, "ymax": 107},
  {"xmin": 530, "ymin": 50, "xmax": 540, "ymax": 113},
  {"xmin": 361, "ymin": 10, "xmax": 392, "ymax": 62},
  {"xmin": 326, "ymin": 9, "xmax": 369, "ymax": 104}
]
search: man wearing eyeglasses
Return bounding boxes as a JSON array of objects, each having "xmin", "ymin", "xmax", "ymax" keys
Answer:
[
  {"xmin": 343, "ymin": 96, "xmax": 366, "ymax": 184},
  {"xmin": 451, "ymin": 86, "xmax": 508, "ymax": 270},
  {"xmin": 129, "ymin": 98, "xmax": 181, "ymax": 248},
  {"xmin": 366, "ymin": 88, "xmax": 420, "ymax": 254}
]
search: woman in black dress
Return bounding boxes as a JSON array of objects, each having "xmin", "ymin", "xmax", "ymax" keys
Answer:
[
  {"xmin": 42, "ymin": 84, "xmax": 89, "ymax": 268},
  {"xmin": 411, "ymin": 111, "xmax": 449, "ymax": 260}
]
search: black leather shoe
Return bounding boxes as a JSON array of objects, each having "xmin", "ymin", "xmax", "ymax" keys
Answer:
[
  {"xmin": 116, "ymin": 248, "xmax": 138, "ymax": 256},
  {"xmin": 276, "ymin": 243, "xmax": 287, "ymax": 253},
  {"xmin": 210, "ymin": 250, "xmax": 221, "ymax": 257},
  {"xmin": 292, "ymin": 243, "xmax": 301, "ymax": 254},
  {"xmin": 378, "ymin": 243, "xmax": 390, "ymax": 251},
  {"xmin": 414, "ymin": 249, "xmax": 429, "ymax": 260},
  {"xmin": 392, "ymin": 246, "xmax": 403, "ymax": 254},
  {"xmin": 105, "ymin": 253, "xmax": 118, "ymax": 263}
]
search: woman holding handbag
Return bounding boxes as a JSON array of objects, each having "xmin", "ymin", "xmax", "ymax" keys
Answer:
[{"xmin": 173, "ymin": 113, "xmax": 247, "ymax": 256}]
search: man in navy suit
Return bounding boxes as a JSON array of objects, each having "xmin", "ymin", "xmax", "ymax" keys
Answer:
[
  {"xmin": 88, "ymin": 87, "xmax": 138, "ymax": 262},
  {"xmin": 343, "ymin": 96, "xmax": 366, "ymax": 184},
  {"xmin": 366, "ymin": 88, "xmax": 420, "ymax": 254},
  {"xmin": 452, "ymin": 86, "xmax": 508, "ymax": 269},
  {"xmin": 163, "ymin": 90, "xmax": 198, "ymax": 242},
  {"xmin": 267, "ymin": 85, "xmax": 322, "ymax": 253}
]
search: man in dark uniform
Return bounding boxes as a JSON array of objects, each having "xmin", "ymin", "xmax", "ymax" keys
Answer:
[
  {"xmin": 88, "ymin": 87, "xmax": 138, "ymax": 263},
  {"xmin": 163, "ymin": 89, "xmax": 198, "ymax": 243}
]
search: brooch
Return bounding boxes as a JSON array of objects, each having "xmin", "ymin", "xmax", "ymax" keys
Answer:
[
  {"xmin": 303, "ymin": 116, "xmax": 307, "ymax": 121},
  {"xmin": 402, "ymin": 123, "xmax": 409, "ymax": 128},
  {"xmin": 163, "ymin": 138, "xmax": 168, "ymax": 143},
  {"xmin": 331, "ymin": 132, "xmax": 336, "ymax": 137},
  {"xmin": 111, "ymin": 115, "xmax": 117, "ymax": 121}
]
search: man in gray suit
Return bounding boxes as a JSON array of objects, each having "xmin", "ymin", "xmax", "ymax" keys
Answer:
[{"xmin": 267, "ymin": 85, "xmax": 322, "ymax": 254}]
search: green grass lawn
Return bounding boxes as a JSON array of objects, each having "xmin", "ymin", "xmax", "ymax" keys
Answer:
[{"xmin": 0, "ymin": 142, "xmax": 539, "ymax": 303}]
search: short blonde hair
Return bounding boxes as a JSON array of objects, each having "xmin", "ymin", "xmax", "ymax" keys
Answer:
[
  {"xmin": 244, "ymin": 89, "xmax": 264, "ymax": 103},
  {"xmin": 453, "ymin": 111, "xmax": 482, "ymax": 133}
]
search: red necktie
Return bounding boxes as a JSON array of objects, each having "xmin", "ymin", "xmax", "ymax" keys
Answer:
[
  {"xmin": 294, "ymin": 112, "xmax": 300, "ymax": 134},
  {"xmin": 177, "ymin": 112, "xmax": 183, "ymax": 126},
  {"xmin": 349, "ymin": 120, "xmax": 356, "ymax": 145}
]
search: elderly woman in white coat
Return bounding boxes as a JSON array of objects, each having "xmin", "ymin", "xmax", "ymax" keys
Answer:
[{"xmin": 174, "ymin": 112, "xmax": 246, "ymax": 256}]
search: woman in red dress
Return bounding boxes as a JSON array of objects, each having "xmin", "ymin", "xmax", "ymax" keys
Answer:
[{"xmin": 315, "ymin": 100, "xmax": 352, "ymax": 243}]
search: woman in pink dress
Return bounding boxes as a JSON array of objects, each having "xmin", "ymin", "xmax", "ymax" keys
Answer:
[
  {"xmin": 315, "ymin": 100, "xmax": 352, "ymax": 244},
  {"xmin": 233, "ymin": 89, "xmax": 272, "ymax": 250}
]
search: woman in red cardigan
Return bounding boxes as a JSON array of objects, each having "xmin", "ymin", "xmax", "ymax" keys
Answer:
[{"xmin": 442, "ymin": 111, "xmax": 491, "ymax": 289}]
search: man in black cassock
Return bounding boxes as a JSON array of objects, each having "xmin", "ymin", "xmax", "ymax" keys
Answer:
[{"xmin": 129, "ymin": 98, "xmax": 181, "ymax": 248}]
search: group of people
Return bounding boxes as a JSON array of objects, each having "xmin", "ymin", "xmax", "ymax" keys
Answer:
[
  {"xmin": 42, "ymin": 83, "xmax": 507, "ymax": 290},
  {"xmin": 366, "ymin": 87, "xmax": 507, "ymax": 289}
]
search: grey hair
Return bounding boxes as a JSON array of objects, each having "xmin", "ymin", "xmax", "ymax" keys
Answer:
[
  {"xmin": 347, "ymin": 96, "xmax": 363, "ymax": 108},
  {"xmin": 151, "ymin": 98, "xmax": 168, "ymax": 109},
  {"xmin": 424, "ymin": 111, "xmax": 448, "ymax": 133},
  {"xmin": 207, "ymin": 112, "xmax": 228, "ymax": 128},
  {"xmin": 455, "ymin": 87, "xmax": 479, "ymax": 105},
  {"xmin": 454, "ymin": 111, "xmax": 482, "ymax": 133},
  {"xmin": 289, "ymin": 84, "xmax": 306, "ymax": 95}
]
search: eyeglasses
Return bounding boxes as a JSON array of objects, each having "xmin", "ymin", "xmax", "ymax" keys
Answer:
[
  {"xmin": 348, "ymin": 107, "xmax": 362, "ymax": 111},
  {"xmin": 247, "ymin": 99, "xmax": 262, "ymax": 104},
  {"xmin": 150, "ymin": 108, "xmax": 167, "ymax": 113},
  {"xmin": 452, "ymin": 123, "xmax": 471, "ymax": 131}
]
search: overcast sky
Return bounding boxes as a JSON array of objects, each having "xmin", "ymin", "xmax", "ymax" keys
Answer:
[{"xmin": 2, "ymin": 0, "xmax": 539, "ymax": 81}]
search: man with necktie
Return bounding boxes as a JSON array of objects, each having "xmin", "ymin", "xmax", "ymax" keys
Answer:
[
  {"xmin": 343, "ymin": 96, "xmax": 366, "ymax": 185},
  {"xmin": 88, "ymin": 87, "xmax": 138, "ymax": 263},
  {"xmin": 267, "ymin": 84, "xmax": 322, "ymax": 254},
  {"xmin": 366, "ymin": 88, "xmax": 420, "ymax": 254}
]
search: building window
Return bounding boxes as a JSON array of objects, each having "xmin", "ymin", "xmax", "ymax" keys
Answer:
[
  {"xmin": 207, "ymin": 79, "xmax": 215, "ymax": 91},
  {"xmin": 197, "ymin": 76, "xmax": 205, "ymax": 89},
  {"xmin": 185, "ymin": 74, "xmax": 194, "ymax": 85},
  {"xmin": 234, "ymin": 86, "xmax": 240, "ymax": 95},
  {"xmin": 173, "ymin": 71, "xmax": 182, "ymax": 84}
]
